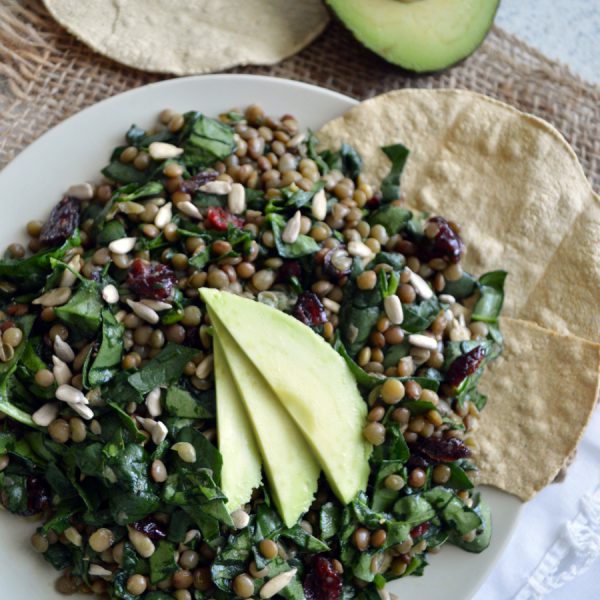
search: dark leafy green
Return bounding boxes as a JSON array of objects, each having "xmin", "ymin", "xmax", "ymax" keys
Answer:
[
  {"xmin": 181, "ymin": 113, "xmax": 236, "ymax": 167},
  {"xmin": 380, "ymin": 143, "xmax": 410, "ymax": 202},
  {"xmin": 86, "ymin": 309, "xmax": 124, "ymax": 387},
  {"xmin": 55, "ymin": 282, "xmax": 103, "ymax": 336},
  {"xmin": 368, "ymin": 204, "xmax": 412, "ymax": 236},
  {"xmin": 0, "ymin": 234, "xmax": 80, "ymax": 291},
  {"xmin": 165, "ymin": 386, "xmax": 215, "ymax": 419},
  {"xmin": 472, "ymin": 270, "xmax": 507, "ymax": 323},
  {"xmin": 128, "ymin": 343, "xmax": 198, "ymax": 394}
]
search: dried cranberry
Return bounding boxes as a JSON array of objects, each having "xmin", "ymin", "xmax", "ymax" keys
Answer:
[
  {"xmin": 416, "ymin": 437, "xmax": 471, "ymax": 463},
  {"xmin": 323, "ymin": 246, "xmax": 352, "ymax": 280},
  {"xmin": 39, "ymin": 196, "xmax": 80, "ymax": 246},
  {"xmin": 276, "ymin": 260, "xmax": 302, "ymax": 284},
  {"xmin": 179, "ymin": 170, "xmax": 218, "ymax": 194},
  {"xmin": 304, "ymin": 557, "xmax": 342, "ymax": 600},
  {"xmin": 366, "ymin": 194, "xmax": 382, "ymax": 210},
  {"xmin": 423, "ymin": 216, "xmax": 465, "ymax": 264},
  {"xmin": 445, "ymin": 345, "xmax": 487, "ymax": 389},
  {"xmin": 26, "ymin": 476, "xmax": 51, "ymax": 515},
  {"xmin": 205, "ymin": 207, "xmax": 244, "ymax": 231},
  {"xmin": 132, "ymin": 517, "xmax": 167, "ymax": 541},
  {"xmin": 127, "ymin": 259, "xmax": 177, "ymax": 300},
  {"xmin": 292, "ymin": 292, "xmax": 327, "ymax": 327},
  {"xmin": 410, "ymin": 522, "xmax": 430, "ymax": 539}
]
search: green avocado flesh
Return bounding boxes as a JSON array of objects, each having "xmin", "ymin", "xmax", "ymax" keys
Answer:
[
  {"xmin": 201, "ymin": 288, "xmax": 371, "ymax": 505},
  {"xmin": 211, "ymin": 314, "xmax": 320, "ymax": 528},
  {"xmin": 327, "ymin": 0, "xmax": 499, "ymax": 72},
  {"xmin": 213, "ymin": 337, "xmax": 262, "ymax": 512}
]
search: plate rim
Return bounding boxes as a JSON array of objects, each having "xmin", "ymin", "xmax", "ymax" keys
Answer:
[{"xmin": 0, "ymin": 73, "xmax": 523, "ymax": 600}]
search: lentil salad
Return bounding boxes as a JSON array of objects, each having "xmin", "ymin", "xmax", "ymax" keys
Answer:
[{"xmin": 0, "ymin": 104, "xmax": 506, "ymax": 599}]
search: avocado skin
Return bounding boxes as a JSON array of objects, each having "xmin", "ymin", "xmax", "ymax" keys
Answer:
[{"xmin": 326, "ymin": 0, "xmax": 500, "ymax": 74}]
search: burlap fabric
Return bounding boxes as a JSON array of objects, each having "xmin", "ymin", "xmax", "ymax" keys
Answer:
[{"xmin": 0, "ymin": 0, "xmax": 598, "ymax": 191}]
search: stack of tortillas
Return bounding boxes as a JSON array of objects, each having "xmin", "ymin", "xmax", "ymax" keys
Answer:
[
  {"xmin": 42, "ymin": 0, "xmax": 329, "ymax": 74},
  {"xmin": 317, "ymin": 90, "xmax": 600, "ymax": 501}
]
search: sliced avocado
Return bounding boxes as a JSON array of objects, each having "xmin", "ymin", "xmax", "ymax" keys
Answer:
[
  {"xmin": 213, "ymin": 337, "xmax": 262, "ymax": 512},
  {"xmin": 211, "ymin": 314, "xmax": 319, "ymax": 527},
  {"xmin": 201, "ymin": 289, "xmax": 371, "ymax": 505},
  {"xmin": 327, "ymin": 0, "xmax": 499, "ymax": 73}
]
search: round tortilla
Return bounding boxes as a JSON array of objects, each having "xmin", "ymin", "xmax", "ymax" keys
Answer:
[
  {"xmin": 317, "ymin": 89, "xmax": 600, "ymax": 500},
  {"xmin": 476, "ymin": 318, "xmax": 600, "ymax": 500},
  {"xmin": 316, "ymin": 89, "xmax": 599, "ymax": 343},
  {"xmin": 43, "ymin": 0, "xmax": 329, "ymax": 75}
]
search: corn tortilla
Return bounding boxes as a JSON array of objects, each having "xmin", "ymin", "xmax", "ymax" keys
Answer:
[
  {"xmin": 476, "ymin": 318, "xmax": 600, "ymax": 500},
  {"xmin": 316, "ymin": 89, "xmax": 599, "ymax": 343},
  {"xmin": 43, "ymin": 0, "xmax": 329, "ymax": 75}
]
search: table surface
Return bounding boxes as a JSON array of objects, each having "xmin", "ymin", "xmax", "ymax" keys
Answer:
[
  {"xmin": 497, "ymin": 0, "xmax": 600, "ymax": 83},
  {"xmin": 477, "ymin": 3, "xmax": 600, "ymax": 599}
]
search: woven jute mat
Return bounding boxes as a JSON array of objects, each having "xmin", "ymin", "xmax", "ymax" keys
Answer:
[{"xmin": 1, "ymin": 0, "xmax": 599, "ymax": 190}]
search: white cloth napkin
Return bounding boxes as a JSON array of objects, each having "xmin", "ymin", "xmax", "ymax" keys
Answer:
[{"xmin": 474, "ymin": 408, "xmax": 600, "ymax": 599}]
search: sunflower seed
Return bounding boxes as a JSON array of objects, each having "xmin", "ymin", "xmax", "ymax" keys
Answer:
[
  {"xmin": 281, "ymin": 210, "xmax": 301, "ymax": 244},
  {"xmin": 311, "ymin": 188, "xmax": 327, "ymax": 221},
  {"xmin": 72, "ymin": 404, "xmax": 94, "ymax": 421},
  {"xmin": 102, "ymin": 284, "xmax": 119, "ymax": 304},
  {"xmin": 145, "ymin": 387, "xmax": 162, "ymax": 417},
  {"xmin": 199, "ymin": 180, "xmax": 232, "ymax": 195},
  {"xmin": 171, "ymin": 442, "xmax": 196, "ymax": 463},
  {"xmin": 322, "ymin": 298, "xmax": 340, "ymax": 314},
  {"xmin": 348, "ymin": 240, "xmax": 372, "ymax": 258},
  {"xmin": 154, "ymin": 202, "xmax": 173, "ymax": 229},
  {"xmin": 32, "ymin": 403, "xmax": 59, "ymax": 427},
  {"xmin": 108, "ymin": 237, "xmax": 137, "ymax": 254},
  {"xmin": 152, "ymin": 421, "xmax": 168, "ymax": 445},
  {"xmin": 88, "ymin": 564, "xmax": 112, "ymax": 578},
  {"xmin": 227, "ymin": 183, "xmax": 246, "ymax": 214},
  {"xmin": 64, "ymin": 527, "xmax": 83, "ymax": 547},
  {"xmin": 384, "ymin": 295, "xmax": 404, "ymax": 325},
  {"xmin": 148, "ymin": 142, "xmax": 184, "ymax": 160},
  {"xmin": 126, "ymin": 299, "xmax": 159, "ymax": 324},
  {"xmin": 140, "ymin": 299, "xmax": 172, "ymax": 311},
  {"xmin": 259, "ymin": 568, "xmax": 297, "ymax": 598},
  {"xmin": 195, "ymin": 355, "xmax": 214, "ymax": 380},
  {"xmin": 56, "ymin": 384, "xmax": 89, "ymax": 405},
  {"xmin": 128, "ymin": 527, "xmax": 155, "ymax": 558},
  {"xmin": 183, "ymin": 530, "xmax": 201, "ymax": 545},
  {"xmin": 52, "ymin": 356, "xmax": 72, "ymax": 386},
  {"xmin": 408, "ymin": 334, "xmax": 438, "ymax": 351},
  {"xmin": 32, "ymin": 287, "xmax": 72, "ymax": 307},
  {"xmin": 438, "ymin": 294, "xmax": 456, "ymax": 305},
  {"xmin": 118, "ymin": 201, "xmax": 145, "ymax": 215},
  {"xmin": 177, "ymin": 201, "xmax": 202, "ymax": 220},
  {"xmin": 230, "ymin": 509, "xmax": 250, "ymax": 530},
  {"xmin": 59, "ymin": 255, "xmax": 82, "ymax": 288},
  {"xmin": 287, "ymin": 132, "xmax": 306, "ymax": 147},
  {"xmin": 66, "ymin": 183, "xmax": 94, "ymax": 200},
  {"xmin": 54, "ymin": 336, "xmax": 75, "ymax": 363},
  {"xmin": 406, "ymin": 268, "xmax": 433, "ymax": 300},
  {"xmin": 136, "ymin": 416, "xmax": 157, "ymax": 433}
]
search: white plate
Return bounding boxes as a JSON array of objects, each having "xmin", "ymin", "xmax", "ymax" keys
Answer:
[{"xmin": 0, "ymin": 74, "xmax": 521, "ymax": 599}]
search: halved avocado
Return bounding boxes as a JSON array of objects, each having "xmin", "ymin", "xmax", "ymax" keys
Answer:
[
  {"xmin": 213, "ymin": 337, "xmax": 262, "ymax": 512},
  {"xmin": 327, "ymin": 0, "xmax": 499, "ymax": 73},
  {"xmin": 212, "ymin": 315, "xmax": 320, "ymax": 528},
  {"xmin": 201, "ymin": 288, "xmax": 371, "ymax": 505}
]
